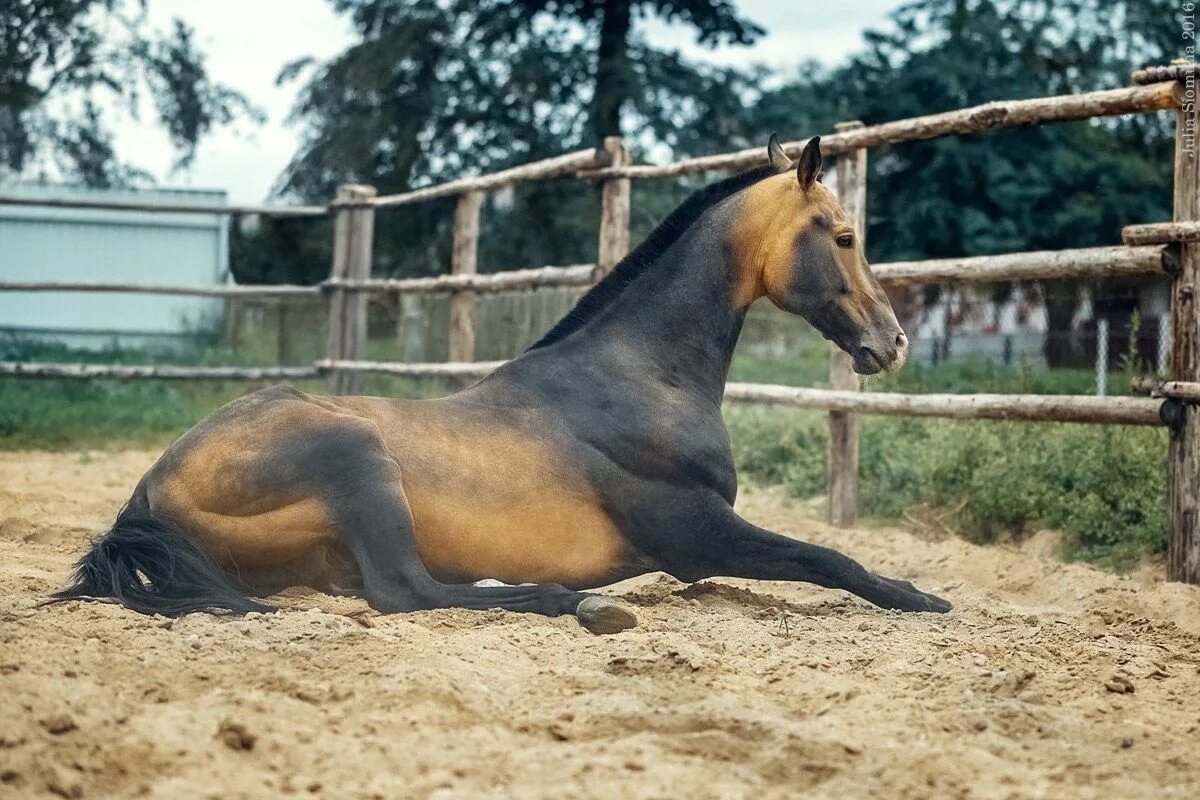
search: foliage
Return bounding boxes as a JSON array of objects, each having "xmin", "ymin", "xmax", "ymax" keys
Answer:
[
  {"xmin": 248, "ymin": 0, "xmax": 763, "ymax": 284},
  {"xmin": 752, "ymin": 0, "xmax": 1176, "ymax": 366},
  {"xmin": 727, "ymin": 344, "xmax": 1166, "ymax": 568},
  {"xmin": 0, "ymin": 0, "xmax": 262, "ymax": 186},
  {"xmin": 279, "ymin": 0, "xmax": 761, "ymax": 195},
  {"xmin": 756, "ymin": 0, "xmax": 1174, "ymax": 259},
  {"xmin": 725, "ymin": 405, "xmax": 1168, "ymax": 569}
]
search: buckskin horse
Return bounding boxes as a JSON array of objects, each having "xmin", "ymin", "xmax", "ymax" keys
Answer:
[{"xmin": 53, "ymin": 136, "xmax": 951, "ymax": 634}]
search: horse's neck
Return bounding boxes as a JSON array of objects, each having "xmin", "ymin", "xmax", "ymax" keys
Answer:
[{"xmin": 569, "ymin": 222, "xmax": 746, "ymax": 402}]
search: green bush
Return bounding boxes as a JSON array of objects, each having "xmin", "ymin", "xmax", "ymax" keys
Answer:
[{"xmin": 725, "ymin": 405, "xmax": 1168, "ymax": 569}]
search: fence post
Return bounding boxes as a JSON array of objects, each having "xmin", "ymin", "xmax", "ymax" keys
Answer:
[
  {"xmin": 224, "ymin": 298, "xmax": 242, "ymax": 354},
  {"xmin": 1169, "ymin": 80, "xmax": 1200, "ymax": 583},
  {"xmin": 324, "ymin": 184, "xmax": 376, "ymax": 395},
  {"xmin": 449, "ymin": 190, "xmax": 484, "ymax": 362},
  {"xmin": 827, "ymin": 121, "xmax": 867, "ymax": 527},
  {"xmin": 276, "ymin": 301, "xmax": 291, "ymax": 366},
  {"xmin": 595, "ymin": 136, "xmax": 632, "ymax": 280}
]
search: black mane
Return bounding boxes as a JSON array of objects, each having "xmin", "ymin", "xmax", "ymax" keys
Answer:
[{"xmin": 526, "ymin": 162, "xmax": 779, "ymax": 351}]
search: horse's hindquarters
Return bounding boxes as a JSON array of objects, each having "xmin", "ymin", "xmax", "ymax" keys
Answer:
[{"xmin": 141, "ymin": 386, "xmax": 379, "ymax": 583}]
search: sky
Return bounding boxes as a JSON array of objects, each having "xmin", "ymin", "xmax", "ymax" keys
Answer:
[{"xmin": 121, "ymin": 0, "xmax": 906, "ymax": 204}]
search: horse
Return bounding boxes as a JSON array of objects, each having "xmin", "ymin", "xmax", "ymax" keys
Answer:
[{"xmin": 52, "ymin": 135, "xmax": 951, "ymax": 634}]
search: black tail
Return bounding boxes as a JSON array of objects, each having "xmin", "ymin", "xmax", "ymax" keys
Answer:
[{"xmin": 48, "ymin": 493, "xmax": 271, "ymax": 617}]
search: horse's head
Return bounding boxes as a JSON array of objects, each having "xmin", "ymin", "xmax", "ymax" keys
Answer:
[{"xmin": 733, "ymin": 135, "xmax": 907, "ymax": 375}]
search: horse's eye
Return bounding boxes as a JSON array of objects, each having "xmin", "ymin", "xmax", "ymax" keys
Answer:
[{"xmin": 836, "ymin": 233, "xmax": 854, "ymax": 248}]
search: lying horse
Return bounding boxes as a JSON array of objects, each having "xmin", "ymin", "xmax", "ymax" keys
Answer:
[{"xmin": 54, "ymin": 136, "xmax": 950, "ymax": 633}]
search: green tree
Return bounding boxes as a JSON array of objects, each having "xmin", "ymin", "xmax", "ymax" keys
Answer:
[
  {"xmin": 1, "ymin": 0, "xmax": 262, "ymax": 187},
  {"xmin": 269, "ymin": 0, "xmax": 762, "ymax": 283},
  {"xmin": 755, "ymin": 0, "xmax": 1176, "ymax": 365}
]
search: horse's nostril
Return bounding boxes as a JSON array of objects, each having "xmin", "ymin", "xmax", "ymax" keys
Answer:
[{"xmin": 895, "ymin": 332, "xmax": 909, "ymax": 350}]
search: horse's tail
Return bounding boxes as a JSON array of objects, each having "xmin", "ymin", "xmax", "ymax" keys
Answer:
[{"xmin": 47, "ymin": 488, "xmax": 272, "ymax": 617}]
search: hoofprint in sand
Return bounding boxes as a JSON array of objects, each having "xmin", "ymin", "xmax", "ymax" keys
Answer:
[{"xmin": 1, "ymin": 449, "xmax": 1198, "ymax": 799}]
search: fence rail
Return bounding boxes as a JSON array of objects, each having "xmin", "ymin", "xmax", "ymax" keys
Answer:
[
  {"xmin": 2, "ymin": 357, "xmax": 1162, "ymax": 427},
  {"xmin": 1123, "ymin": 221, "xmax": 1200, "ymax": 245},
  {"xmin": 2, "ymin": 66, "xmax": 1197, "ymax": 583},
  {"xmin": 369, "ymin": 149, "xmax": 604, "ymax": 208},
  {"xmin": 578, "ymin": 82, "xmax": 1178, "ymax": 180},
  {"xmin": 328, "ymin": 264, "xmax": 595, "ymax": 294},
  {"xmin": 0, "ymin": 243, "xmax": 1168, "ymax": 299},
  {"xmin": 1133, "ymin": 378, "xmax": 1200, "ymax": 402}
]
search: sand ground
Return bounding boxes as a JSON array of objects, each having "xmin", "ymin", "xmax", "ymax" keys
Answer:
[{"xmin": 1, "ymin": 448, "xmax": 1198, "ymax": 800}]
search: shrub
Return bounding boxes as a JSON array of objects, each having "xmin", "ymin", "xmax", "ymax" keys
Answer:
[{"xmin": 725, "ymin": 405, "xmax": 1167, "ymax": 569}]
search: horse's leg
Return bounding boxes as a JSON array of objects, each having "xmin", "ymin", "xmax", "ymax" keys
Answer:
[
  {"xmin": 662, "ymin": 501, "xmax": 951, "ymax": 613},
  {"xmin": 318, "ymin": 432, "xmax": 637, "ymax": 634}
]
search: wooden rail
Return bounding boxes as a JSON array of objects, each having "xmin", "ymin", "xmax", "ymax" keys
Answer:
[
  {"xmin": 1133, "ymin": 64, "xmax": 1200, "ymax": 85},
  {"xmin": 317, "ymin": 359, "xmax": 503, "ymax": 379},
  {"xmin": 312, "ymin": 360, "xmax": 1170, "ymax": 427},
  {"xmin": 723, "ymin": 384, "xmax": 1165, "ymax": 426},
  {"xmin": 579, "ymin": 82, "xmax": 1177, "ymax": 180},
  {"xmin": 0, "ymin": 356, "xmax": 1166, "ymax": 427},
  {"xmin": 0, "ymin": 245, "xmax": 1164, "ymax": 300},
  {"xmin": 325, "ymin": 264, "xmax": 594, "ymax": 294},
  {"xmin": 873, "ymin": 245, "xmax": 1171, "ymax": 285},
  {"xmin": 1133, "ymin": 378, "xmax": 1200, "ymax": 402},
  {"xmin": 369, "ymin": 149, "xmax": 603, "ymax": 208},
  {"xmin": 1122, "ymin": 221, "xmax": 1200, "ymax": 246}
]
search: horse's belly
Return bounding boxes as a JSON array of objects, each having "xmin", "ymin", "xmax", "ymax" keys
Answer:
[{"xmin": 405, "ymin": 482, "xmax": 631, "ymax": 589}]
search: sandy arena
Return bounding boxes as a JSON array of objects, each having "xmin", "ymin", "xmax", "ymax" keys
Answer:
[{"xmin": 1, "ymin": 449, "xmax": 1198, "ymax": 799}]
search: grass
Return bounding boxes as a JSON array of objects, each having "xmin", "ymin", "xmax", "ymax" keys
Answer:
[{"xmin": 0, "ymin": 337, "xmax": 446, "ymax": 450}]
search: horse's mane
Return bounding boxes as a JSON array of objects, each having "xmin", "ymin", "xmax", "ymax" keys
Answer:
[{"xmin": 525, "ymin": 162, "xmax": 779, "ymax": 351}]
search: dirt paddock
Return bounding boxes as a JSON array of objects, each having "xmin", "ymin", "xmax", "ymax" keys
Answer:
[{"xmin": 1, "ymin": 449, "xmax": 1199, "ymax": 799}]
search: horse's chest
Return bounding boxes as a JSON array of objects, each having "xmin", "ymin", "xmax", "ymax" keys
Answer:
[{"xmin": 596, "ymin": 411, "xmax": 738, "ymax": 501}]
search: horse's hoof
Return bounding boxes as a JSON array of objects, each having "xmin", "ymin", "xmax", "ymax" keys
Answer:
[{"xmin": 577, "ymin": 596, "xmax": 638, "ymax": 635}]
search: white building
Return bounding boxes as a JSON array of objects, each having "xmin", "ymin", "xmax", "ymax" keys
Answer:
[{"xmin": 0, "ymin": 184, "xmax": 229, "ymax": 350}]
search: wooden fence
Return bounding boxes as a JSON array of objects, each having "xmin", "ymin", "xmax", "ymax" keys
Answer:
[{"xmin": 2, "ymin": 67, "xmax": 1199, "ymax": 583}]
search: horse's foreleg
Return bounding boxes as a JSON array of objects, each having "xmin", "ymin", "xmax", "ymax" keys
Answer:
[{"xmin": 664, "ymin": 503, "xmax": 951, "ymax": 613}]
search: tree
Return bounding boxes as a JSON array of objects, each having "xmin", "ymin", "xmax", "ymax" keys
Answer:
[
  {"xmin": 269, "ymin": 0, "xmax": 762, "ymax": 283},
  {"xmin": 754, "ymin": 0, "xmax": 1176, "ymax": 365},
  {"xmin": 0, "ymin": 0, "xmax": 262, "ymax": 187}
]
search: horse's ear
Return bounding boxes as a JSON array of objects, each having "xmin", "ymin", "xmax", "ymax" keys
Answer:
[
  {"xmin": 797, "ymin": 136, "xmax": 822, "ymax": 190},
  {"xmin": 767, "ymin": 133, "xmax": 792, "ymax": 170}
]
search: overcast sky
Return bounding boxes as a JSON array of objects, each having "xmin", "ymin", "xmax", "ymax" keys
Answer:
[{"xmin": 124, "ymin": 0, "xmax": 906, "ymax": 204}]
